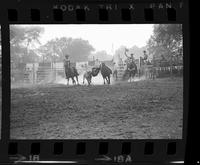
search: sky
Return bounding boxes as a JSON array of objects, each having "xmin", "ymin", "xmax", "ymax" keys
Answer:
[{"xmin": 19, "ymin": 24, "xmax": 154, "ymax": 55}]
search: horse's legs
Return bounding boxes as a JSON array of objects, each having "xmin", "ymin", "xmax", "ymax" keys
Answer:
[
  {"xmin": 76, "ymin": 76, "xmax": 79, "ymax": 85},
  {"xmin": 83, "ymin": 76, "xmax": 85, "ymax": 84},
  {"xmin": 71, "ymin": 77, "xmax": 75, "ymax": 84},
  {"xmin": 108, "ymin": 76, "xmax": 111, "ymax": 84},
  {"xmin": 86, "ymin": 77, "xmax": 89, "ymax": 85},
  {"xmin": 106, "ymin": 77, "xmax": 109, "ymax": 84},
  {"xmin": 105, "ymin": 77, "xmax": 109, "ymax": 84},
  {"xmin": 87, "ymin": 79, "xmax": 89, "ymax": 85},
  {"xmin": 89, "ymin": 77, "xmax": 92, "ymax": 85},
  {"xmin": 105, "ymin": 77, "xmax": 108, "ymax": 84},
  {"xmin": 67, "ymin": 78, "xmax": 69, "ymax": 85}
]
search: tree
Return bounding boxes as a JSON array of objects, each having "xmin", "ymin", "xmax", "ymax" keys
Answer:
[
  {"xmin": 147, "ymin": 24, "xmax": 183, "ymax": 68},
  {"xmin": 38, "ymin": 37, "xmax": 95, "ymax": 63},
  {"xmin": 89, "ymin": 50, "xmax": 112, "ymax": 61},
  {"xmin": 10, "ymin": 25, "xmax": 44, "ymax": 64},
  {"xmin": 67, "ymin": 38, "xmax": 95, "ymax": 62}
]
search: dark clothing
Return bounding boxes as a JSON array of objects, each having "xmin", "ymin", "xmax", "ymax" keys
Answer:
[{"xmin": 64, "ymin": 58, "xmax": 70, "ymax": 68}]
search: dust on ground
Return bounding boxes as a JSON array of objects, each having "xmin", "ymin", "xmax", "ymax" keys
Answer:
[
  {"xmin": 10, "ymin": 77, "xmax": 183, "ymax": 139},
  {"xmin": 0, "ymin": 87, "xmax": 1, "ymax": 138}
]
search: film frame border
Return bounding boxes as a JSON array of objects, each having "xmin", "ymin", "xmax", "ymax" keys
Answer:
[{"xmin": 0, "ymin": 0, "xmax": 189, "ymax": 164}]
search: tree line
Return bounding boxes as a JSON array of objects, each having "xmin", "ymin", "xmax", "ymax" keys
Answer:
[
  {"xmin": 147, "ymin": 24, "xmax": 183, "ymax": 67},
  {"xmin": 10, "ymin": 25, "xmax": 95, "ymax": 65},
  {"xmin": 10, "ymin": 24, "xmax": 183, "ymax": 68}
]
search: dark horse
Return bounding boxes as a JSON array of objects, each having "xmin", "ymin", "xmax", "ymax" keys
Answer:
[
  {"xmin": 91, "ymin": 63, "xmax": 112, "ymax": 84},
  {"xmin": 64, "ymin": 63, "xmax": 79, "ymax": 85},
  {"xmin": 123, "ymin": 61, "xmax": 137, "ymax": 82}
]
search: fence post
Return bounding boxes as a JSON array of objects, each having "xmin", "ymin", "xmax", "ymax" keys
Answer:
[
  {"xmin": 32, "ymin": 63, "xmax": 35, "ymax": 84},
  {"xmin": 54, "ymin": 63, "xmax": 56, "ymax": 82},
  {"xmin": 32, "ymin": 63, "xmax": 37, "ymax": 84}
]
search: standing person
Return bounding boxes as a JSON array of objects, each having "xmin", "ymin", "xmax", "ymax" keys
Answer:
[{"xmin": 113, "ymin": 62, "xmax": 118, "ymax": 80}]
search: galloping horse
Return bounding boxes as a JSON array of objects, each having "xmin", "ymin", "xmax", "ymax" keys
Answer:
[
  {"xmin": 64, "ymin": 62, "xmax": 79, "ymax": 85},
  {"xmin": 123, "ymin": 60, "xmax": 138, "ymax": 82}
]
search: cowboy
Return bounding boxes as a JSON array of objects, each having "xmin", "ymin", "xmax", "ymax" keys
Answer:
[
  {"xmin": 63, "ymin": 54, "xmax": 70, "ymax": 68},
  {"xmin": 94, "ymin": 58, "xmax": 101, "ymax": 68},
  {"xmin": 142, "ymin": 50, "xmax": 148, "ymax": 64},
  {"xmin": 124, "ymin": 49, "xmax": 135, "ymax": 64},
  {"xmin": 113, "ymin": 62, "xmax": 118, "ymax": 80},
  {"xmin": 143, "ymin": 50, "xmax": 148, "ymax": 60}
]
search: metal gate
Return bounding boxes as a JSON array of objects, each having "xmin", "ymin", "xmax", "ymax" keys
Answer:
[{"xmin": 11, "ymin": 62, "xmax": 66, "ymax": 84}]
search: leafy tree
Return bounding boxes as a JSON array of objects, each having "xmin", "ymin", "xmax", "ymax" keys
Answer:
[
  {"xmin": 67, "ymin": 38, "xmax": 95, "ymax": 62},
  {"xmin": 89, "ymin": 50, "xmax": 112, "ymax": 61},
  {"xmin": 147, "ymin": 24, "xmax": 183, "ymax": 67},
  {"xmin": 10, "ymin": 26, "xmax": 44, "ymax": 64},
  {"xmin": 38, "ymin": 37, "xmax": 95, "ymax": 63}
]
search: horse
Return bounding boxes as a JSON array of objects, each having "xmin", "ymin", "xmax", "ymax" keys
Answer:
[
  {"xmin": 123, "ymin": 60, "xmax": 137, "ymax": 82},
  {"xmin": 64, "ymin": 63, "xmax": 79, "ymax": 85},
  {"xmin": 91, "ymin": 63, "xmax": 112, "ymax": 84}
]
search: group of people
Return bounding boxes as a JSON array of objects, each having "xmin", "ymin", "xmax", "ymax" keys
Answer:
[
  {"xmin": 63, "ymin": 48, "xmax": 150, "ymax": 83},
  {"xmin": 63, "ymin": 49, "xmax": 149, "ymax": 70},
  {"xmin": 112, "ymin": 49, "xmax": 150, "ymax": 79}
]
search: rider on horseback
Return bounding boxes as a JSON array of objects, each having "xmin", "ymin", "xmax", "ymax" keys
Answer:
[
  {"xmin": 123, "ymin": 48, "xmax": 137, "ymax": 82},
  {"xmin": 124, "ymin": 48, "xmax": 135, "ymax": 63},
  {"xmin": 64, "ymin": 54, "xmax": 70, "ymax": 68},
  {"xmin": 142, "ymin": 50, "xmax": 149, "ymax": 64},
  {"xmin": 124, "ymin": 48, "xmax": 136, "ymax": 70},
  {"xmin": 63, "ymin": 54, "xmax": 79, "ymax": 84}
]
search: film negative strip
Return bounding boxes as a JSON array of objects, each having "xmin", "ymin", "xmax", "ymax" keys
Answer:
[{"xmin": 0, "ymin": 0, "xmax": 190, "ymax": 164}]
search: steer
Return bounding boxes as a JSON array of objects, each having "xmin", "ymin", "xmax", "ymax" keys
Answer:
[{"xmin": 83, "ymin": 71, "xmax": 92, "ymax": 85}]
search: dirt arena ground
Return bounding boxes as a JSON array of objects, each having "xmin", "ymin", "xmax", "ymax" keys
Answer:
[
  {"xmin": 10, "ymin": 77, "xmax": 183, "ymax": 139},
  {"xmin": 0, "ymin": 87, "xmax": 1, "ymax": 138}
]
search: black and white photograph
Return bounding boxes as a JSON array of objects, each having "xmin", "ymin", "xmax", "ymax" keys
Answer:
[
  {"xmin": 10, "ymin": 24, "xmax": 183, "ymax": 139},
  {"xmin": 0, "ymin": 26, "xmax": 1, "ymax": 138}
]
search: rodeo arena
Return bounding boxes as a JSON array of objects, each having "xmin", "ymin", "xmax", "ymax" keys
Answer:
[
  {"xmin": 10, "ymin": 49, "xmax": 183, "ymax": 139},
  {"xmin": 10, "ymin": 24, "xmax": 183, "ymax": 139}
]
